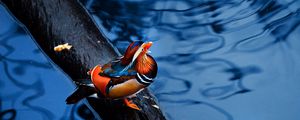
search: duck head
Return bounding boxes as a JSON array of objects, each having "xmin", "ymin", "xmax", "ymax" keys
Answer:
[
  {"xmin": 121, "ymin": 41, "xmax": 152, "ymax": 65},
  {"xmin": 120, "ymin": 41, "xmax": 153, "ymax": 73}
]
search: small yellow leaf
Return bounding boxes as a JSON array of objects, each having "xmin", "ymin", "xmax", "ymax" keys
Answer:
[{"xmin": 54, "ymin": 43, "xmax": 72, "ymax": 52}]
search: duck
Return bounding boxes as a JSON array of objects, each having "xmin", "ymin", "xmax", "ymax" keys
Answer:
[{"xmin": 66, "ymin": 41, "xmax": 157, "ymax": 110}]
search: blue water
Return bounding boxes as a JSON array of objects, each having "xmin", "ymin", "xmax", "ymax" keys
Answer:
[{"xmin": 1, "ymin": 0, "xmax": 300, "ymax": 120}]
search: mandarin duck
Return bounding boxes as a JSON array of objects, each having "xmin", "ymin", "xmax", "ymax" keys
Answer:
[{"xmin": 66, "ymin": 41, "xmax": 157, "ymax": 110}]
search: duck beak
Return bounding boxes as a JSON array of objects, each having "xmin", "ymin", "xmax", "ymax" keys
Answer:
[{"xmin": 143, "ymin": 42, "xmax": 152, "ymax": 50}]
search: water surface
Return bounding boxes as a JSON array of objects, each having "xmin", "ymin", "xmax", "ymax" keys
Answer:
[{"xmin": 1, "ymin": 0, "xmax": 300, "ymax": 120}]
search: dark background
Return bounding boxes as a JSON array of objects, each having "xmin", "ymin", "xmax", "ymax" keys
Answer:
[{"xmin": 1, "ymin": 0, "xmax": 300, "ymax": 120}]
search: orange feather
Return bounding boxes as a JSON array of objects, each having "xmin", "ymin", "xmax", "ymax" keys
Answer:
[{"xmin": 135, "ymin": 53, "xmax": 155, "ymax": 74}]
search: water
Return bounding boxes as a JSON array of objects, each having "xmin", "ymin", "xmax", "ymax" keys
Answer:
[{"xmin": 1, "ymin": 0, "xmax": 300, "ymax": 120}]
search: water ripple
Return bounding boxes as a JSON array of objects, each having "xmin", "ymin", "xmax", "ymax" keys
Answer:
[{"xmin": 2, "ymin": 0, "xmax": 300, "ymax": 119}]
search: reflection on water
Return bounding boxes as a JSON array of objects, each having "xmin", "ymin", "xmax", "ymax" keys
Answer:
[{"xmin": 1, "ymin": 0, "xmax": 300, "ymax": 120}]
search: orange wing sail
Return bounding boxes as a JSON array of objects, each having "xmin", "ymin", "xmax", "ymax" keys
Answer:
[{"xmin": 91, "ymin": 65, "xmax": 111, "ymax": 96}]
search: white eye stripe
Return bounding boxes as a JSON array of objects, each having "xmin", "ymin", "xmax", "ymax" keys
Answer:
[
  {"xmin": 120, "ymin": 43, "xmax": 145, "ymax": 73},
  {"xmin": 132, "ymin": 43, "xmax": 144, "ymax": 61}
]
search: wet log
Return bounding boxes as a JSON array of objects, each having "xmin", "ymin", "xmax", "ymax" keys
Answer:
[{"xmin": 0, "ymin": 0, "xmax": 165, "ymax": 119}]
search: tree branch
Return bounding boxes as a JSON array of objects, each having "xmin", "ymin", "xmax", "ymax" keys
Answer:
[{"xmin": 1, "ymin": 0, "xmax": 165, "ymax": 119}]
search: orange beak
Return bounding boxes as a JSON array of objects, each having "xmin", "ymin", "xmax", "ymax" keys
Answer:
[{"xmin": 143, "ymin": 42, "xmax": 152, "ymax": 51}]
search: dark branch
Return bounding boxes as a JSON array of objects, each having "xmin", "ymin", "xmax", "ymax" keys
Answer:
[{"xmin": 1, "ymin": 0, "xmax": 165, "ymax": 119}]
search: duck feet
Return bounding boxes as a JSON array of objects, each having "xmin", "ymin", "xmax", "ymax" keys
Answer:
[{"xmin": 123, "ymin": 98, "xmax": 141, "ymax": 111}]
